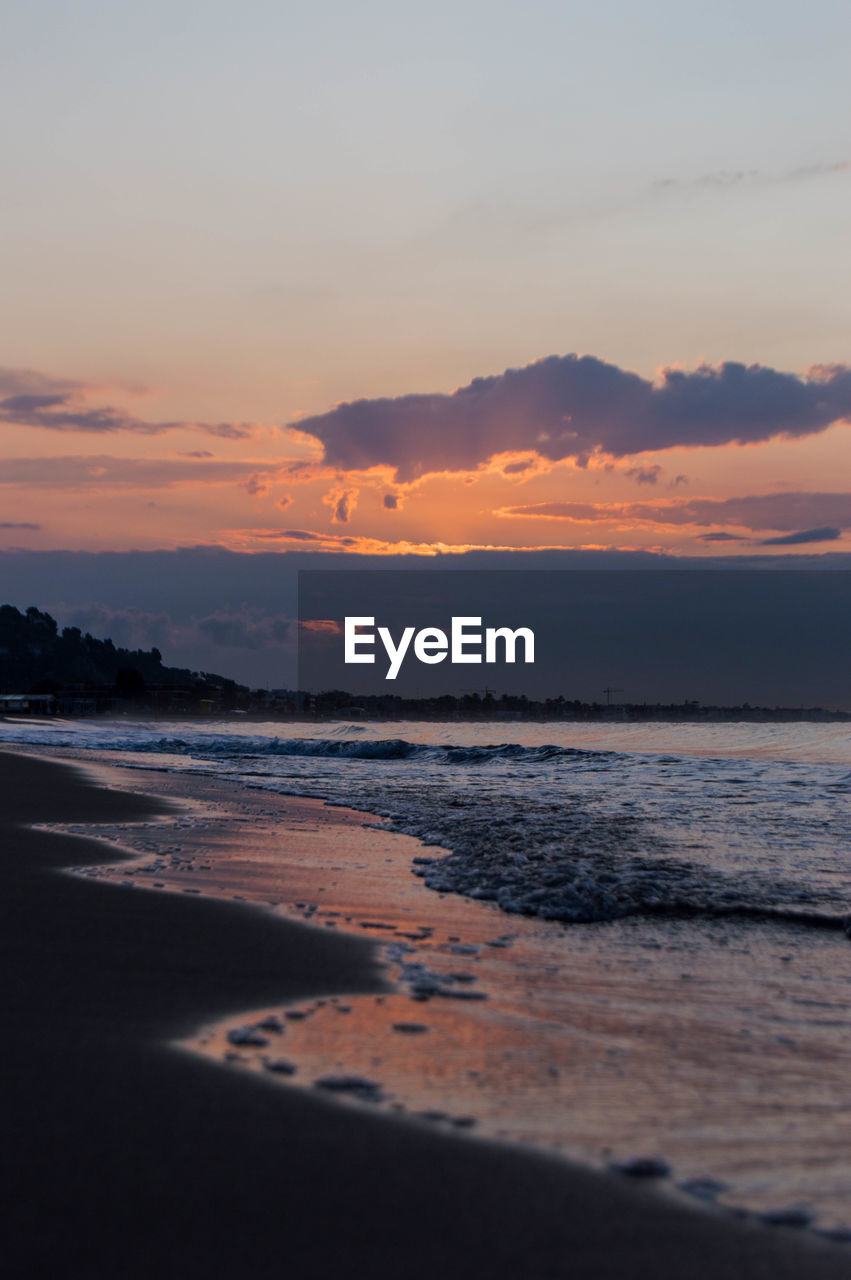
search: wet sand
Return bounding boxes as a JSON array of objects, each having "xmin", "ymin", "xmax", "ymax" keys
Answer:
[
  {"xmin": 52, "ymin": 752, "xmax": 851, "ymax": 1231},
  {"xmin": 2, "ymin": 748, "xmax": 850, "ymax": 1279}
]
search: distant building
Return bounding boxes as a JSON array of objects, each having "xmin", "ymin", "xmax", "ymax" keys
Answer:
[{"xmin": 0, "ymin": 693, "xmax": 56, "ymax": 716}]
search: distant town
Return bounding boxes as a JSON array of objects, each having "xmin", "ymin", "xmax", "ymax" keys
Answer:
[{"xmin": 1, "ymin": 604, "xmax": 848, "ymax": 722}]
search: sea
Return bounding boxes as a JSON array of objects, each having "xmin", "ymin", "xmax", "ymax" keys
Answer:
[{"xmin": 3, "ymin": 716, "xmax": 851, "ymax": 1236}]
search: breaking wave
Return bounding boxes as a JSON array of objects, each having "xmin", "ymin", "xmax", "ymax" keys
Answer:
[
  {"xmin": 138, "ymin": 735, "xmax": 614, "ymax": 766},
  {"xmin": 379, "ymin": 792, "xmax": 848, "ymax": 929},
  {"xmin": 1, "ymin": 718, "xmax": 848, "ymax": 931}
]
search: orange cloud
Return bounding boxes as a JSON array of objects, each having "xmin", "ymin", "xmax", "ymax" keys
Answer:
[
  {"xmin": 218, "ymin": 526, "xmax": 642, "ymax": 556},
  {"xmin": 323, "ymin": 486, "xmax": 359, "ymax": 524},
  {"xmin": 299, "ymin": 618, "xmax": 342, "ymax": 634}
]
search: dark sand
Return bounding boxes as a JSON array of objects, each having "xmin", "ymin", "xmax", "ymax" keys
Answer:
[{"xmin": 2, "ymin": 750, "xmax": 848, "ymax": 1279}]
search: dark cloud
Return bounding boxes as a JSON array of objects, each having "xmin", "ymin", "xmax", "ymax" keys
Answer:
[
  {"xmin": 324, "ymin": 487, "xmax": 358, "ymax": 524},
  {"xmin": 244, "ymin": 473, "xmax": 270, "ymax": 498},
  {"xmin": 383, "ymin": 493, "xmax": 399, "ymax": 509},
  {"xmin": 56, "ymin": 604, "xmax": 177, "ymax": 654},
  {"xmin": 697, "ymin": 532, "xmax": 750, "ymax": 543},
  {"xmin": 334, "ymin": 492, "xmax": 354, "ymax": 523},
  {"xmin": 274, "ymin": 530, "xmax": 358, "ymax": 547},
  {"xmin": 293, "ymin": 356, "xmax": 851, "ymax": 481},
  {"xmin": 0, "ymin": 368, "xmax": 84, "ymax": 399},
  {"xmin": 196, "ymin": 608, "xmax": 292, "ymax": 648},
  {"xmin": 626, "ymin": 464, "xmax": 662, "ymax": 486},
  {"xmin": 760, "ymin": 527, "xmax": 842, "ymax": 546},
  {"xmin": 49, "ymin": 602, "xmax": 294, "ymax": 671},
  {"xmin": 501, "ymin": 492, "xmax": 851, "ymax": 534},
  {"xmin": 0, "ymin": 367, "xmax": 253, "ymax": 440},
  {"xmin": 0, "ymin": 521, "xmax": 40, "ymax": 529},
  {"xmin": 503, "ymin": 501, "xmax": 609, "ymax": 522}
]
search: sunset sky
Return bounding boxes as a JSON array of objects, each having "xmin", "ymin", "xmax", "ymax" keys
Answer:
[{"xmin": 1, "ymin": 0, "xmax": 850, "ymax": 567}]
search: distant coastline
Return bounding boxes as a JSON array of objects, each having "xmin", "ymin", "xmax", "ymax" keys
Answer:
[
  {"xmin": 276, "ymin": 692, "xmax": 851, "ymax": 723},
  {"xmin": 2, "ymin": 696, "xmax": 849, "ymax": 723},
  {"xmin": 3, "ymin": 602, "xmax": 848, "ymax": 721}
]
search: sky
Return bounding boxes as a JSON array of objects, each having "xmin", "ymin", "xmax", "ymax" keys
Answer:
[{"xmin": 0, "ymin": 0, "xmax": 850, "ymax": 681}]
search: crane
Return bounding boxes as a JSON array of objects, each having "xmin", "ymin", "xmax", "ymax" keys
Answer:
[{"xmin": 602, "ymin": 686, "xmax": 625, "ymax": 706}]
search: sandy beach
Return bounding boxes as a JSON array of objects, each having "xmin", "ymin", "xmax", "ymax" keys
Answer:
[{"xmin": 2, "ymin": 747, "xmax": 850, "ymax": 1279}]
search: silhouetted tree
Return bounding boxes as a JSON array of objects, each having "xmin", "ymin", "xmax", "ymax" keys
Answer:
[{"xmin": 114, "ymin": 667, "xmax": 146, "ymax": 700}]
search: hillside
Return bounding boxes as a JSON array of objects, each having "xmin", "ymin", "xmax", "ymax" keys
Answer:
[{"xmin": 0, "ymin": 605, "xmax": 246, "ymax": 710}]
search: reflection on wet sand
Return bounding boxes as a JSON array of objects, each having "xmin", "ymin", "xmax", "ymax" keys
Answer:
[{"xmin": 54, "ymin": 753, "xmax": 851, "ymax": 1240}]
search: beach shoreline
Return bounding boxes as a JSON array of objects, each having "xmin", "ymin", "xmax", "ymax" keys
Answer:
[{"xmin": 2, "ymin": 745, "xmax": 850, "ymax": 1279}]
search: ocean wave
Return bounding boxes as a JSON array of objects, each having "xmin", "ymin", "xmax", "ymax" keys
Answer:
[
  {"xmin": 409, "ymin": 828, "xmax": 846, "ymax": 929},
  {"xmin": 0, "ymin": 725, "xmax": 612, "ymax": 764},
  {"xmin": 2, "ymin": 719, "xmax": 848, "ymax": 931},
  {"xmin": 141, "ymin": 735, "xmax": 614, "ymax": 766},
  {"xmin": 345, "ymin": 787, "xmax": 848, "ymax": 930}
]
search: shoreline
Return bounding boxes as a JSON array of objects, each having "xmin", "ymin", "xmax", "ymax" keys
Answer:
[
  {"xmin": 2, "ymin": 746, "xmax": 850, "ymax": 1279},
  {"xmin": 33, "ymin": 740, "xmax": 851, "ymax": 1235}
]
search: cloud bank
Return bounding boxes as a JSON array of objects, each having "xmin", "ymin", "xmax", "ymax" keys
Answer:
[
  {"xmin": 500, "ymin": 492, "xmax": 851, "ymax": 534},
  {"xmin": 2, "ymin": 547, "xmax": 847, "ymax": 693},
  {"xmin": 293, "ymin": 356, "xmax": 851, "ymax": 481},
  {"xmin": 0, "ymin": 368, "xmax": 254, "ymax": 440}
]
